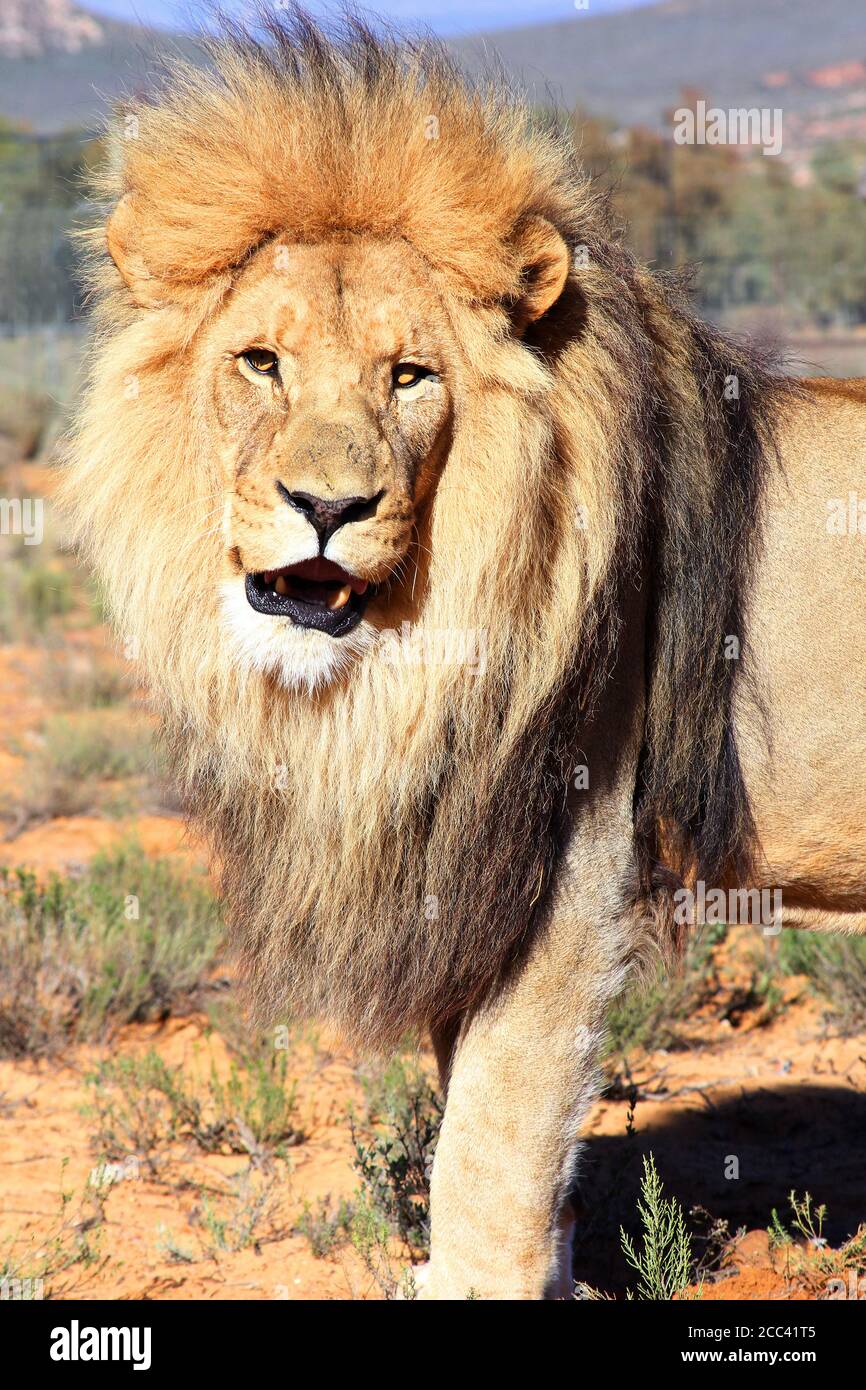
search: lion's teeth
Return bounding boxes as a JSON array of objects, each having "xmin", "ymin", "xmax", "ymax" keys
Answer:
[
  {"xmin": 327, "ymin": 584, "xmax": 352, "ymax": 610},
  {"xmin": 274, "ymin": 575, "xmax": 289, "ymax": 596}
]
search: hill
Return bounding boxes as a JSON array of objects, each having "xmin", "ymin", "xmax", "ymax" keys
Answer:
[
  {"xmin": 0, "ymin": 0, "xmax": 199, "ymax": 132},
  {"xmin": 449, "ymin": 0, "xmax": 866, "ymax": 158},
  {"xmin": 0, "ymin": 0, "xmax": 864, "ymax": 155}
]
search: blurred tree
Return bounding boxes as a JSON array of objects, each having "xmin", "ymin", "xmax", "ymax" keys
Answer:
[
  {"xmin": 0, "ymin": 120, "xmax": 103, "ymax": 330},
  {"xmin": 1, "ymin": 101, "xmax": 865, "ymax": 332},
  {"xmin": 569, "ymin": 98, "xmax": 866, "ymax": 329}
]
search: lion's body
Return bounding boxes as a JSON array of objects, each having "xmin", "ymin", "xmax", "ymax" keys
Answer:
[
  {"xmin": 61, "ymin": 11, "xmax": 866, "ymax": 1297},
  {"xmin": 736, "ymin": 384, "xmax": 866, "ymax": 931}
]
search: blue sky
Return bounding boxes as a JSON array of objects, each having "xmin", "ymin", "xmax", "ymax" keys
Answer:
[{"xmin": 82, "ymin": 0, "xmax": 655, "ymax": 39}]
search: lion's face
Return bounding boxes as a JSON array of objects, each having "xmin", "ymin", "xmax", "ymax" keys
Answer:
[{"xmin": 206, "ymin": 238, "xmax": 456, "ymax": 690}]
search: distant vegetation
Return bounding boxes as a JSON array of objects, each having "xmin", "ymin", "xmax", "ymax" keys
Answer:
[
  {"xmin": 571, "ymin": 106, "xmax": 866, "ymax": 329},
  {"xmin": 2, "ymin": 103, "xmax": 866, "ymax": 349},
  {"xmin": 0, "ymin": 120, "xmax": 102, "ymax": 330},
  {"xmin": 2, "ymin": 99, "xmax": 866, "ymax": 445}
]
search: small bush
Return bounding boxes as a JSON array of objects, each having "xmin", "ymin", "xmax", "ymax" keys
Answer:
[
  {"xmin": 0, "ymin": 844, "xmax": 224, "ymax": 1053},
  {"xmin": 155, "ymin": 1168, "xmax": 290, "ymax": 1263},
  {"xmin": 19, "ymin": 563, "xmax": 74, "ymax": 630},
  {"xmin": 352, "ymin": 1056, "xmax": 442, "ymax": 1255},
  {"xmin": 767, "ymin": 1191, "xmax": 866, "ymax": 1287},
  {"xmin": 1, "ymin": 1160, "xmax": 109, "ymax": 1299},
  {"xmin": 192, "ymin": 1169, "xmax": 290, "ymax": 1256},
  {"xmin": 620, "ymin": 1153, "xmax": 696, "ymax": 1301},
  {"xmin": 606, "ymin": 923, "xmax": 727, "ymax": 1057},
  {"xmin": 209, "ymin": 1049, "xmax": 303, "ymax": 1155},
  {"xmin": 17, "ymin": 710, "xmax": 159, "ymax": 820},
  {"xmin": 0, "ymin": 549, "xmax": 74, "ymax": 641},
  {"xmin": 45, "ymin": 652, "xmax": 128, "ymax": 709},
  {"xmin": 347, "ymin": 1196, "xmax": 407, "ymax": 1297},
  {"xmin": 41, "ymin": 710, "xmax": 154, "ymax": 781},
  {"xmin": 777, "ymin": 930, "xmax": 866, "ymax": 1033},
  {"xmin": 296, "ymin": 1197, "xmax": 356, "ymax": 1258},
  {"xmin": 86, "ymin": 1044, "xmax": 303, "ymax": 1166}
]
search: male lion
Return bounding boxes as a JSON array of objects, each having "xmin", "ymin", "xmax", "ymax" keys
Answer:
[{"xmin": 62, "ymin": 12, "xmax": 866, "ymax": 1299}]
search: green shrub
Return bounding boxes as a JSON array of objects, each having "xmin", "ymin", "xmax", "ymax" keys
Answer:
[
  {"xmin": 620, "ymin": 1153, "xmax": 696, "ymax": 1301},
  {"xmin": 0, "ymin": 844, "xmax": 224, "ymax": 1053},
  {"xmin": 192, "ymin": 1169, "xmax": 289, "ymax": 1256},
  {"xmin": 352, "ymin": 1056, "xmax": 442, "ymax": 1255},
  {"xmin": 777, "ymin": 930, "xmax": 866, "ymax": 1033},
  {"xmin": 45, "ymin": 652, "xmax": 128, "ymax": 709},
  {"xmin": 16, "ymin": 710, "xmax": 159, "ymax": 820},
  {"xmin": 42, "ymin": 711, "xmax": 154, "ymax": 781},
  {"xmin": 606, "ymin": 923, "xmax": 727, "ymax": 1057},
  {"xmin": 1, "ymin": 1160, "xmax": 108, "ymax": 1298},
  {"xmin": 767, "ymin": 1191, "xmax": 866, "ymax": 1284},
  {"xmin": 86, "ymin": 1044, "xmax": 303, "ymax": 1166},
  {"xmin": 296, "ymin": 1197, "xmax": 356, "ymax": 1258},
  {"xmin": 0, "ymin": 549, "xmax": 74, "ymax": 641}
]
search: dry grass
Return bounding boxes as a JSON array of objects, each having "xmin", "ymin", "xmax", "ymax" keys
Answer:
[
  {"xmin": 10, "ymin": 709, "xmax": 162, "ymax": 823},
  {"xmin": 0, "ymin": 843, "xmax": 224, "ymax": 1055},
  {"xmin": 776, "ymin": 930, "xmax": 866, "ymax": 1034}
]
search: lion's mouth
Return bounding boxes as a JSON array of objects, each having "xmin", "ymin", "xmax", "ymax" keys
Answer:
[{"xmin": 245, "ymin": 557, "xmax": 371, "ymax": 637}]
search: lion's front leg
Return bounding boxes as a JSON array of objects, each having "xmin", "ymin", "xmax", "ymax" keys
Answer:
[{"xmin": 423, "ymin": 909, "xmax": 633, "ymax": 1300}]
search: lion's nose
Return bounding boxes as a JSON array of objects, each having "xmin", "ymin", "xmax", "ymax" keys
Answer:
[{"xmin": 276, "ymin": 484, "xmax": 381, "ymax": 549}]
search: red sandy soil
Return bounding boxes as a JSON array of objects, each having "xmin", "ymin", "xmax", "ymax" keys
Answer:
[
  {"xmin": 0, "ymin": 814, "xmax": 204, "ymax": 878},
  {"xmin": 0, "ymin": 1019, "xmax": 383, "ymax": 1300},
  {"xmin": 2, "ymin": 984, "xmax": 862, "ymax": 1300}
]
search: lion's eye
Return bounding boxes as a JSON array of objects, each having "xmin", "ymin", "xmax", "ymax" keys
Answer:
[
  {"xmin": 241, "ymin": 348, "xmax": 279, "ymax": 376},
  {"xmin": 392, "ymin": 363, "xmax": 431, "ymax": 391}
]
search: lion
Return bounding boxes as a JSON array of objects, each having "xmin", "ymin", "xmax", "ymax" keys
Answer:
[{"xmin": 61, "ymin": 10, "xmax": 866, "ymax": 1299}]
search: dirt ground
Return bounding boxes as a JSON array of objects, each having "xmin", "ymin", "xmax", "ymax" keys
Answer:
[
  {"xmin": 0, "ymin": 1018, "xmax": 382, "ymax": 1300},
  {"xmin": 2, "ymin": 950, "xmax": 863, "ymax": 1300},
  {"xmin": 1, "ymin": 457, "xmax": 864, "ymax": 1301}
]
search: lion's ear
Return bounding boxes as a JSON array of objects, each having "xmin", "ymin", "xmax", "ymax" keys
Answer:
[
  {"xmin": 106, "ymin": 194, "xmax": 164, "ymax": 308},
  {"xmin": 510, "ymin": 215, "xmax": 571, "ymax": 333}
]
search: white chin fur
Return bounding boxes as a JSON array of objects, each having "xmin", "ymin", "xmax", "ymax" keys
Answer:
[{"xmin": 219, "ymin": 577, "xmax": 375, "ymax": 692}]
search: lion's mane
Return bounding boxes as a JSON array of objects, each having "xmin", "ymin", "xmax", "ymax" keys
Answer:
[{"xmin": 62, "ymin": 8, "xmax": 785, "ymax": 1048}]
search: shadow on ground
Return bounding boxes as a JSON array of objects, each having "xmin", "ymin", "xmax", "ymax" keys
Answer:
[{"xmin": 571, "ymin": 1083, "xmax": 866, "ymax": 1296}]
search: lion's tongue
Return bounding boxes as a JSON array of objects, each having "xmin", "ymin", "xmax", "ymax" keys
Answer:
[{"xmin": 286, "ymin": 557, "xmax": 366, "ymax": 591}]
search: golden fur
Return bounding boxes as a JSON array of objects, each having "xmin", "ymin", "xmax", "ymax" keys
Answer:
[{"xmin": 62, "ymin": 10, "xmax": 787, "ymax": 1048}]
